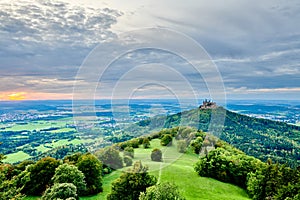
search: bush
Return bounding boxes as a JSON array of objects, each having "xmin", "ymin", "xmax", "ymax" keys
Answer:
[
  {"xmin": 177, "ymin": 140, "xmax": 187, "ymax": 153},
  {"xmin": 107, "ymin": 161, "xmax": 157, "ymax": 200},
  {"xmin": 190, "ymin": 137, "xmax": 203, "ymax": 154},
  {"xmin": 21, "ymin": 157, "xmax": 60, "ymax": 195},
  {"xmin": 160, "ymin": 134, "xmax": 172, "ymax": 146},
  {"xmin": 41, "ymin": 183, "xmax": 78, "ymax": 200},
  {"xmin": 52, "ymin": 163, "xmax": 86, "ymax": 195},
  {"xmin": 76, "ymin": 153, "xmax": 103, "ymax": 195},
  {"xmin": 142, "ymin": 138, "xmax": 151, "ymax": 149},
  {"xmin": 194, "ymin": 145, "xmax": 263, "ymax": 189},
  {"xmin": 96, "ymin": 147, "xmax": 123, "ymax": 169},
  {"xmin": 129, "ymin": 139, "xmax": 140, "ymax": 148},
  {"xmin": 123, "ymin": 156, "xmax": 133, "ymax": 167},
  {"xmin": 124, "ymin": 147, "xmax": 134, "ymax": 158},
  {"xmin": 151, "ymin": 149, "xmax": 162, "ymax": 162},
  {"xmin": 139, "ymin": 182, "xmax": 185, "ymax": 200}
]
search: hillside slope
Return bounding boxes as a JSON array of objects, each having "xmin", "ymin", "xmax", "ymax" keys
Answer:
[{"xmin": 126, "ymin": 107, "xmax": 300, "ymax": 167}]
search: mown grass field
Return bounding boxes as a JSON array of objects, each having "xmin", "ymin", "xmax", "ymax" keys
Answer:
[
  {"xmin": 3, "ymin": 151, "xmax": 32, "ymax": 163},
  {"xmin": 25, "ymin": 139, "xmax": 250, "ymax": 200}
]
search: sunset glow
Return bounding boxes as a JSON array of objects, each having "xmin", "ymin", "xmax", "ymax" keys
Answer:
[
  {"xmin": 0, "ymin": 91, "xmax": 73, "ymax": 101},
  {"xmin": 7, "ymin": 92, "xmax": 27, "ymax": 101}
]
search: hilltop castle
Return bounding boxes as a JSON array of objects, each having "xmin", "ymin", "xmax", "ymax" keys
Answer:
[{"xmin": 199, "ymin": 99, "xmax": 218, "ymax": 109}]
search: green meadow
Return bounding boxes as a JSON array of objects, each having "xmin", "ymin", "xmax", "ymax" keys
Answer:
[
  {"xmin": 25, "ymin": 139, "xmax": 249, "ymax": 200},
  {"xmin": 3, "ymin": 151, "xmax": 32, "ymax": 163}
]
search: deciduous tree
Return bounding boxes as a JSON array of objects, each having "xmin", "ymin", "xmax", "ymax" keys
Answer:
[
  {"xmin": 76, "ymin": 153, "xmax": 102, "ymax": 195},
  {"xmin": 139, "ymin": 182, "xmax": 185, "ymax": 200},
  {"xmin": 107, "ymin": 161, "xmax": 157, "ymax": 200},
  {"xmin": 41, "ymin": 183, "xmax": 78, "ymax": 200},
  {"xmin": 52, "ymin": 163, "xmax": 86, "ymax": 195},
  {"xmin": 151, "ymin": 149, "xmax": 162, "ymax": 162}
]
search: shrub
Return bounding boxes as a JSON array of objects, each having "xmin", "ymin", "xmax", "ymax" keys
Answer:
[
  {"xmin": 124, "ymin": 147, "xmax": 134, "ymax": 158},
  {"xmin": 51, "ymin": 163, "xmax": 86, "ymax": 195},
  {"xmin": 139, "ymin": 182, "xmax": 185, "ymax": 200},
  {"xmin": 123, "ymin": 156, "xmax": 133, "ymax": 167},
  {"xmin": 142, "ymin": 138, "xmax": 151, "ymax": 149},
  {"xmin": 21, "ymin": 157, "xmax": 60, "ymax": 195},
  {"xmin": 76, "ymin": 153, "xmax": 103, "ymax": 195},
  {"xmin": 107, "ymin": 161, "xmax": 157, "ymax": 200},
  {"xmin": 151, "ymin": 149, "xmax": 162, "ymax": 162},
  {"xmin": 41, "ymin": 183, "xmax": 78, "ymax": 200},
  {"xmin": 177, "ymin": 140, "xmax": 187, "ymax": 153},
  {"xmin": 96, "ymin": 147, "xmax": 123, "ymax": 169},
  {"xmin": 160, "ymin": 134, "xmax": 172, "ymax": 146}
]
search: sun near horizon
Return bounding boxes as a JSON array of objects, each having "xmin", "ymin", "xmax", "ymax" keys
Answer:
[
  {"xmin": 7, "ymin": 92, "xmax": 27, "ymax": 101},
  {"xmin": 0, "ymin": 91, "xmax": 74, "ymax": 101}
]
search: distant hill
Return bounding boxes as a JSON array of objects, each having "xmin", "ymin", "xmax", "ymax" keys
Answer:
[{"xmin": 126, "ymin": 106, "xmax": 300, "ymax": 167}]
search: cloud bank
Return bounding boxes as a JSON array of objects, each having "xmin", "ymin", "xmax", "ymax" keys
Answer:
[{"xmin": 0, "ymin": 0, "xmax": 299, "ymax": 100}]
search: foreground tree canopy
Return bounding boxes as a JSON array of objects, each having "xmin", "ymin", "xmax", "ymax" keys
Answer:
[
  {"xmin": 52, "ymin": 163, "xmax": 86, "ymax": 195},
  {"xmin": 139, "ymin": 182, "xmax": 185, "ymax": 200},
  {"xmin": 107, "ymin": 161, "xmax": 157, "ymax": 200},
  {"xmin": 41, "ymin": 183, "xmax": 78, "ymax": 200}
]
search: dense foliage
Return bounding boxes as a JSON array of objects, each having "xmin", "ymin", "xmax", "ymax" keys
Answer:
[
  {"xmin": 21, "ymin": 157, "xmax": 61, "ymax": 195},
  {"xmin": 95, "ymin": 147, "xmax": 123, "ymax": 169},
  {"xmin": 195, "ymin": 141, "xmax": 300, "ymax": 199},
  {"xmin": 195, "ymin": 141, "xmax": 263, "ymax": 188},
  {"xmin": 139, "ymin": 182, "xmax": 185, "ymax": 200},
  {"xmin": 151, "ymin": 148, "xmax": 162, "ymax": 162},
  {"xmin": 247, "ymin": 160, "xmax": 300, "ymax": 200},
  {"xmin": 76, "ymin": 153, "xmax": 103, "ymax": 195},
  {"xmin": 52, "ymin": 163, "xmax": 86, "ymax": 195},
  {"xmin": 107, "ymin": 161, "xmax": 157, "ymax": 200},
  {"xmin": 160, "ymin": 134, "xmax": 173, "ymax": 146},
  {"xmin": 41, "ymin": 183, "xmax": 78, "ymax": 200},
  {"xmin": 124, "ymin": 147, "xmax": 135, "ymax": 158}
]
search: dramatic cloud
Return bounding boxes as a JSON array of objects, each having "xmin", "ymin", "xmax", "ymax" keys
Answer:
[
  {"xmin": 0, "ymin": 0, "xmax": 299, "ymax": 100},
  {"xmin": 0, "ymin": 0, "xmax": 122, "ymax": 95}
]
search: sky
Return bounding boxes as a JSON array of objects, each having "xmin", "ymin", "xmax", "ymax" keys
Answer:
[{"xmin": 0, "ymin": 0, "xmax": 300, "ymax": 101}]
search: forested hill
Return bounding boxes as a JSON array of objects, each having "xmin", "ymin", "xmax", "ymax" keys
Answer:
[{"xmin": 128, "ymin": 107, "xmax": 300, "ymax": 167}]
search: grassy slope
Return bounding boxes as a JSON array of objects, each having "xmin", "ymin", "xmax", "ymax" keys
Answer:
[
  {"xmin": 134, "ymin": 139, "xmax": 249, "ymax": 200},
  {"xmin": 131, "ymin": 107, "xmax": 300, "ymax": 167},
  {"xmin": 3, "ymin": 151, "xmax": 31, "ymax": 163},
  {"xmin": 25, "ymin": 139, "xmax": 249, "ymax": 200}
]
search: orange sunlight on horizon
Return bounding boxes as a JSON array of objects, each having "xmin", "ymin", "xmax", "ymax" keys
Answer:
[
  {"xmin": 8, "ymin": 92, "xmax": 27, "ymax": 101},
  {"xmin": 0, "ymin": 91, "xmax": 73, "ymax": 101}
]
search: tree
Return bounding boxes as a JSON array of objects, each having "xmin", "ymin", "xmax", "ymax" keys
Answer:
[
  {"xmin": 15, "ymin": 160, "xmax": 35, "ymax": 172},
  {"xmin": 107, "ymin": 161, "xmax": 157, "ymax": 200},
  {"xmin": 96, "ymin": 147, "xmax": 123, "ymax": 169},
  {"xmin": 194, "ymin": 144, "xmax": 263, "ymax": 188},
  {"xmin": 275, "ymin": 182, "xmax": 300, "ymax": 200},
  {"xmin": 142, "ymin": 138, "xmax": 150, "ymax": 149},
  {"xmin": 124, "ymin": 147, "xmax": 134, "ymax": 158},
  {"xmin": 41, "ymin": 183, "xmax": 78, "ymax": 200},
  {"xmin": 177, "ymin": 140, "xmax": 187, "ymax": 153},
  {"xmin": 160, "ymin": 134, "xmax": 172, "ymax": 146},
  {"xmin": 247, "ymin": 160, "xmax": 299, "ymax": 200},
  {"xmin": 21, "ymin": 157, "xmax": 60, "ymax": 195},
  {"xmin": 77, "ymin": 153, "xmax": 102, "ymax": 195},
  {"xmin": 124, "ymin": 156, "xmax": 133, "ymax": 167},
  {"xmin": 0, "ymin": 155, "xmax": 6, "ymax": 165},
  {"xmin": 190, "ymin": 137, "xmax": 203, "ymax": 154},
  {"xmin": 63, "ymin": 153, "xmax": 82, "ymax": 165},
  {"xmin": 0, "ymin": 170, "xmax": 24, "ymax": 200},
  {"xmin": 151, "ymin": 149, "xmax": 162, "ymax": 162},
  {"xmin": 139, "ymin": 182, "xmax": 185, "ymax": 200},
  {"xmin": 52, "ymin": 163, "xmax": 86, "ymax": 195}
]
